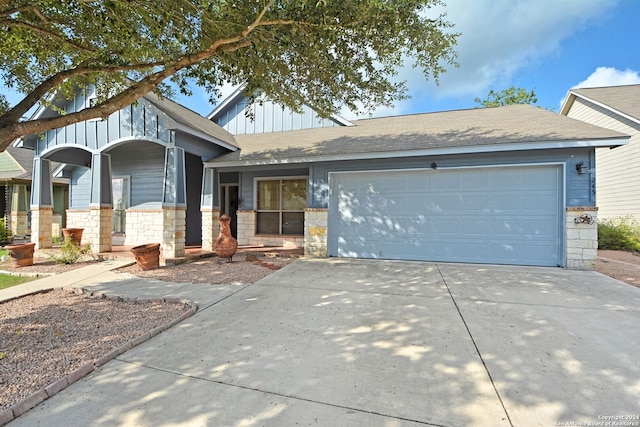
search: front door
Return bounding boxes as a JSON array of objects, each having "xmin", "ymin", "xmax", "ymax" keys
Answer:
[{"xmin": 220, "ymin": 184, "xmax": 239, "ymax": 238}]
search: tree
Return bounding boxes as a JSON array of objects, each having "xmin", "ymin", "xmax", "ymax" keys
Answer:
[
  {"xmin": 474, "ymin": 86, "xmax": 538, "ymax": 108},
  {"xmin": 0, "ymin": 0, "xmax": 458, "ymax": 150}
]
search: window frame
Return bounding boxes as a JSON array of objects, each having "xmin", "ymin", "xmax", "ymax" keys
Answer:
[
  {"xmin": 253, "ymin": 176, "xmax": 308, "ymax": 235},
  {"xmin": 112, "ymin": 175, "xmax": 131, "ymax": 233}
]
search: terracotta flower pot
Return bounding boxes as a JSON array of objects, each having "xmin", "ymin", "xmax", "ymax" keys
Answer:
[
  {"xmin": 5, "ymin": 242, "xmax": 36, "ymax": 267},
  {"xmin": 214, "ymin": 214, "xmax": 238, "ymax": 262},
  {"xmin": 62, "ymin": 228, "xmax": 84, "ymax": 246},
  {"xmin": 131, "ymin": 243, "xmax": 161, "ymax": 271}
]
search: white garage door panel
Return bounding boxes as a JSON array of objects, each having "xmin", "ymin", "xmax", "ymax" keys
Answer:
[{"xmin": 330, "ymin": 166, "xmax": 562, "ymax": 266}]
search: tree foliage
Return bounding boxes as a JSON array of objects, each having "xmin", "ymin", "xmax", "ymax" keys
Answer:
[
  {"xmin": 0, "ymin": 0, "xmax": 458, "ymax": 149},
  {"xmin": 474, "ymin": 86, "xmax": 538, "ymax": 108}
]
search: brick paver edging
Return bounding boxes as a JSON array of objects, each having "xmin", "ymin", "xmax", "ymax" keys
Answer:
[{"xmin": 0, "ymin": 287, "xmax": 198, "ymax": 426}]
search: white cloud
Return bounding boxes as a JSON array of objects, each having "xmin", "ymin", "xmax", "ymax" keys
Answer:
[
  {"xmin": 388, "ymin": 0, "xmax": 619, "ymax": 114},
  {"xmin": 573, "ymin": 66, "xmax": 640, "ymax": 88}
]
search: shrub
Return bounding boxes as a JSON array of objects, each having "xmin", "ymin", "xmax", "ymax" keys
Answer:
[
  {"xmin": 0, "ymin": 219, "xmax": 12, "ymax": 243},
  {"xmin": 48, "ymin": 238, "xmax": 92, "ymax": 264},
  {"xmin": 598, "ymin": 216, "xmax": 640, "ymax": 251}
]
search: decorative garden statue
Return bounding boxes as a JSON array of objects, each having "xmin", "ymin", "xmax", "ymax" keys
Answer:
[{"xmin": 214, "ymin": 214, "xmax": 238, "ymax": 262}]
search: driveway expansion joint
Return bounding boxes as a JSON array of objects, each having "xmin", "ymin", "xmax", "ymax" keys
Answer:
[{"xmin": 435, "ymin": 264, "xmax": 515, "ymax": 427}]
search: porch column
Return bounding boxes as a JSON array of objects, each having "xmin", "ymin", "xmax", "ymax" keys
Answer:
[
  {"xmin": 566, "ymin": 207, "xmax": 598, "ymax": 270},
  {"xmin": 30, "ymin": 158, "xmax": 54, "ymax": 249},
  {"xmin": 201, "ymin": 167, "xmax": 219, "ymax": 252},
  {"xmin": 162, "ymin": 146, "xmax": 186, "ymax": 259},
  {"xmin": 88, "ymin": 153, "xmax": 113, "ymax": 253},
  {"xmin": 9, "ymin": 185, "xmax": 29, "ymax": 237}
]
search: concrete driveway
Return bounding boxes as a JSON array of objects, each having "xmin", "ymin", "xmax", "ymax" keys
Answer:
[{"xmin": 9, "ymin": 258, "xmax": 640, "ymax": 426}]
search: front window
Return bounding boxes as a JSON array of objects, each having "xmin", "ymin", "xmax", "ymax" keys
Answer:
[
  {"xmin": 256, "ymin": 178, "xmax": 307, "ymax": 235},
  {"xmin": 112, "ymin": 177, "xmax": 129, "ymax": 233}
]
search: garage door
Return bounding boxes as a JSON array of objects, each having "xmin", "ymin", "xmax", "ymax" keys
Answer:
[{"xmin": 328, "ymin": 165, "xmax": 563, "ymax": 266}]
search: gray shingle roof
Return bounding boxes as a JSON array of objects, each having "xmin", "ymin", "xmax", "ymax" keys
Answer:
[
  {"xmin": 209, "ymin": 104, "xmax": 627, "ymax": 165},
  {"xmin": 0, "ymin": 147, "xmax": 67, "ymax": 183},
  {"xmin": 568, "ymin": 84, "xmax": 640, "ymax": 122},
  {"xmin": 143, "ymin": 92, "xmax": 238, "ymax": 149}
]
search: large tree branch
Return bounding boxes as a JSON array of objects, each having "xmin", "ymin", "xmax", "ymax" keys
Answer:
[
  {"xmin": 1, "ymin": 18, "xmax": 96, "ymax": 53},
  {"xmin": 3, "ymin": 60, "xmax": 171, "ymax": 123},
  {"xmin": 0, "ymin": 0, "xmax": 331, "ymax": 149},
  {"xmin": 0, "ymin": 5, "xmax": 48, "ymax": 21}
]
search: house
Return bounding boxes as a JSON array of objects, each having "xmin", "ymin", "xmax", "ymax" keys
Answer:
[
  {"xmin": 205, "ymin": 89, "xmax": 629, "ymax": 269},
  {"xmin": 25, "ymin": 86, "xmax": 628, "ymax": 269},
  {"xmin": 24, "ymin": 89, "xmax": 237, "ymax": 260},
  {"xmin": 0, "ymin": 146, "xmax": 68, "ymax": 239},
  {"xmin": 560, "ymin": 84, "xmax": 640, "ymax": 220}
]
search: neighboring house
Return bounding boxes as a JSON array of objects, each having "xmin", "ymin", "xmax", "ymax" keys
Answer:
[
  {"xmin": 0, "ymin": 146, "xmax": 68, "ymax": 238},
  {"xmin": 560, "ymin": 84, "xmax": 640, "ymax": 220},
  {"xmin": 23, "ymin": 89, "xmax": 237, "ymax": 260},
  {"xmin": 205, "ymin": 89, "xmax": 628, "ymax": 269},
  {"xmin": 24, "ymin": 86, "xmax": 628, "ymax": 269}
]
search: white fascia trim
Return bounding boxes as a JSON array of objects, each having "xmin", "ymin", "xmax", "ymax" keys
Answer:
[
  {"xmin": 204, "ymin": 137, "xmax": 629, "ymax": 168},
  {"xmin": 331, "ymin": 114, "xmax": 354, "ymax": 127},
  {"xmin": 565, "ymin": 92, "xmax": 640, "ymax": 126},
  {"xmin": 173, "ymin": 123, "xmax": 239, "ymax": 152},
  {"xmin": 206, "ymin": 83, "xmax": 248, "ymax": 120}
]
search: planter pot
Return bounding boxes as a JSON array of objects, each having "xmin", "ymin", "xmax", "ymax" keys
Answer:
[
  {"xmin": 131, "ymin": 243, "xmax": 161, "ymax": 271},
  {"xmin": 5, "ymin": 242, "xmax": 36, "ymax": 267},
  {"xmin": 62, "ymin": 228, "xmax": 84, "ymax": 246}
]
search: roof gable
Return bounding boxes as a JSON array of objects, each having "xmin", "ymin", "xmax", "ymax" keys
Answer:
[
  {"xmin": 17, "ymin": 86, "xmax": 238, "ymax": 152},
  {"xmin": 207, "ymin": 84, "xmax": 353, "ymax": 135},
  {"xmin": 560, "ymin": 84, "xmax": 640, "ymax": 124}
]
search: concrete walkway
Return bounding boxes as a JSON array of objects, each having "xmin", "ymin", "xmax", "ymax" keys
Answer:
[{"xmin": 3, "ymin": 258, "xmax": 640, "ymax": 426}]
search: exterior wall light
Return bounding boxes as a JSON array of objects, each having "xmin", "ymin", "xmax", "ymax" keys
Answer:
[
  {"xmin": 576, "ymin": 161, "xmax": 588, "ymax": 175},
  {"xmin": 430, "ymin": 162, "xmax": 438, "ymax": 170}
]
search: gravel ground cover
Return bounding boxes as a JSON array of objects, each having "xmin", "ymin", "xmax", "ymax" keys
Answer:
[
  {"xmin": 116, "ymin": 253, "xmax": 294, "ymax": 284},
  {"xmin": 0, "ymin": 289, "xmax": 190, "ymax": 411}
]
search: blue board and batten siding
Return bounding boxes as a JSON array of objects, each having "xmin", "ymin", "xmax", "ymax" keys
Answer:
[
  {"xmin": 111, "ymin": 142, "xmax": 166, "ymax": 207},
  {"xmin": 37, "ymin": 93, "xmax": 172, "ymax": 156},
  {"xmin": 68, "ymin": 166, "xmax": 91, "ymax": 208},
  {"xmin": 213, "ymin": 95, "xmax": 341, "ymax": 135}
]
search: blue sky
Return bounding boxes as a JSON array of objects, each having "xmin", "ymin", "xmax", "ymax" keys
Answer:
[
  {"xmin": 178, "ymin": 0, "xmax": 640, "ymax": 118},
  {"xmin": 3, "ymin": 0, "xmax": 640, "ymax": 119}
]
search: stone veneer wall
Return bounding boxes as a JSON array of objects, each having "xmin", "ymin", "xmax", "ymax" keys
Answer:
[
  {"xmin": 236, "ymin": 210, "xmax": 304, "ymax": 248},
  {"xmin": 201, "ymin": 207, "xmax": 220, "ymax": 252},
  {"xmin": 124, "ymin": 209, "xmax": 164, "ymax": 246},
  {"xmin": 30, "ymin": 207, "xmax": 52, "ymax": 249},
  {"xmin": 125, "ymin": 207, "xmax": 186, "ymax": 261},
  {"xmin": 66, "ymin": 209, "xmax": 90, "ymax": 244},
  {"xmin": 304, "ymin": 208, "xmax": 328, "ymax": 257},
  {"xmin": 566, "ymin": 207, "xmax": 598, "ymax": 270}
]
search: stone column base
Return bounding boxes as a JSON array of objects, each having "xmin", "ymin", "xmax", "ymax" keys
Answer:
[
  {"xmin": 30, "ymin": 207, "xmax": 53, "ymax": 249},
  {"xmin": 566, "ymin": 207, "xmax": 598, "ymax": 270},
  {"xmin": 9, "ymin": 211, "xmax": 28, "ymax": 237},
  {"xmin": 304, "ymin": 208, "xmax": 328, "ymax": 257},
  {"xmin": 87, "ymin": 207, "xmax": 113, "ymax": 254},
  {"xmin": 201, "ymin": 208, "xmax": 220, "ymax": 252},
  {"xmin": 163, "ymin": 207, "xmax": 186, "ymax": 259}
]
